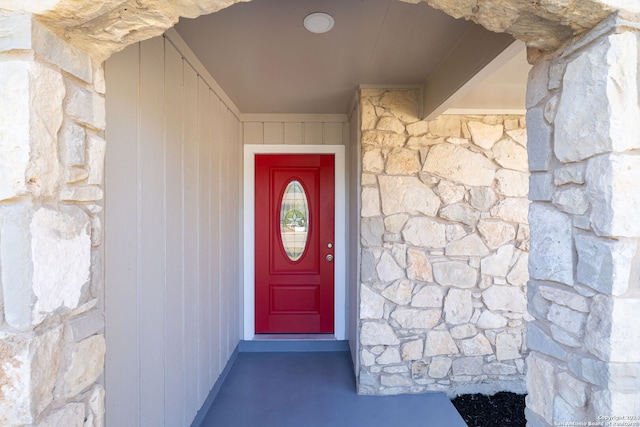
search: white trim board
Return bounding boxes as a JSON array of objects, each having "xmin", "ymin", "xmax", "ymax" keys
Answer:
[{"xmin": 243, "ymin": 145, "xmax": 347, "ymax": 341}]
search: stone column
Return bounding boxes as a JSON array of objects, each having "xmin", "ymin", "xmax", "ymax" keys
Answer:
[
  {"xmin": 0, "ymin": 13, "xmax": 106, "ymax": 426},
  {"xmin": 526, "ymin": 13, "xmax": 640, "ymax": 426}
]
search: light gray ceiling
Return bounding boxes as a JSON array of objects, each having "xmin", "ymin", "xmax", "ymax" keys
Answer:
[{"xmin": 175, "ymin": 0, "xmax": 527, "ymax": 115}]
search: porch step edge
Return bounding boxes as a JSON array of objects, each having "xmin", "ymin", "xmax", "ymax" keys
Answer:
[{"xmin": 238, "ymin": 339, "xmax": 349, "ymax": 352}]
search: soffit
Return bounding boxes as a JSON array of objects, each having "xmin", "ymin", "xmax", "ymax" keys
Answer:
[{"xmin": 175, "ymin": 0, "xmax": 478, "ymax": 114}]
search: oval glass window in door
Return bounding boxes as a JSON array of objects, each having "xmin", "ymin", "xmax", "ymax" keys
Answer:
[{"xmin": 280, "ymin": 180, "xmax": 309, "ymax": 261}]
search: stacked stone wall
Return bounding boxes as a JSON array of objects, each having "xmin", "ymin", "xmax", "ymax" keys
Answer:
[
  {"xmin": 524, "ymin": 15, "xmax": 640, "ymax": 426},
  {"xmin": 358, "ymin": 89, "xmax": 530, "ymax": 396},
  {"xmin": 0, "ymin": 14, "xmax": 106, "ymax": 426}
]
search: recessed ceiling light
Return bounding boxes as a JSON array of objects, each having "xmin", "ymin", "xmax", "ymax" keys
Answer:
[{"xmin": 304, "ymin": 12, "xmax": 335, "ymax": 34}]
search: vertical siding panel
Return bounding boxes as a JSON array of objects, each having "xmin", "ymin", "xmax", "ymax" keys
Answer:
[
  {"xmin": 163, "ymin": 39, "xmax": 185, "ymax": 427},
  {"xmin": 323, "ymin": 122, "xmax": 343, "ymax": 145},
  {"xmin": 221, "ymin": 106, "xmax": 232, "ymax": 362},
  {"xmin": 284, "ymin": 122, "xmax": 303, "ymax": 145},
  {"xmin": 105, "ymin": 42, "xmax": 141, "ymax": 427},
  {"xmin": 182, "ymin": 62, "xmax": 199, "ymax": 424},
  {"xmin": 197, "ymin": 76, "xmax": 211, "ymax": 406},
  {"xmin": 230, "ymin": 109, "xmax": 241, "ymax": 354},
  {"xmin": 243, "ymin": 122, "xmax": 264, "ymax": 144},
  {"xmin": 342, "ymin": 123, "xmax": 349, "ymax": 147},
  {"xmin": 209, "ymin": 93, "xmax": 221, "ymax": 382},
  {"xmin": 138, "ymin": 36, "xmax": 166, "ymax": 427},
  {"xmin": 304, "ymin": 122, "xmax": 323, "ymax": 145},
  {"xmin": 264, "ymin": 122, "xmax": 284, "ymax": 144}
]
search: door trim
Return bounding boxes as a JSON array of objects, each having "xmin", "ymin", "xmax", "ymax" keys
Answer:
[{"xmin": 243, "ymin": 145, "xmax": 346, "ymax": 340}]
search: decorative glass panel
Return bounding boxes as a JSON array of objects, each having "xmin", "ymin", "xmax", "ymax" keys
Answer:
[{"xmin": 280, "ymin": 180, "xmax": 309, "ymax": 261}]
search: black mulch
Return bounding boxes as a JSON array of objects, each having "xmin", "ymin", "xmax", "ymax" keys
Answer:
[{"xmin": 451, "ymin": 392, "xmax": 526, "ymax": 427}]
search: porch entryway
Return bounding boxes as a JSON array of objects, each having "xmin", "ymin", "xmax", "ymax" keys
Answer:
[{"xmin": 195, "ymin": 347, "xmax": 466, "ymax": 427}]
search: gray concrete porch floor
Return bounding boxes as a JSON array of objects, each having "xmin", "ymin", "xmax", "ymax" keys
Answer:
[{"xmin": 198, "ymin": 351, "xmax": 467, "ymax": 427}]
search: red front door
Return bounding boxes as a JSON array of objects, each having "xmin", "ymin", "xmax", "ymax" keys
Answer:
[{"xmin": 255, "ymin": 154, "xmax": 335, "ymax": 333}]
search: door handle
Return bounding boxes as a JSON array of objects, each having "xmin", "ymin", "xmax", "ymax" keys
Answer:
[{"xmin": 326, "ymin": 254, "xmax": 334, "ymax": 262}]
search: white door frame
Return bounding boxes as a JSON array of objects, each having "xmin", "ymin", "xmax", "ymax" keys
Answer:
[{"xmin": 243, "ymin": 145, "xmax": 346, "ymax": 340}]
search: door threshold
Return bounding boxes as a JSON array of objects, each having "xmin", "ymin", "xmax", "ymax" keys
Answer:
[
  {"xmin": 252, "ymin": 333, "xmax": 337, "ymax": 341},
  {"xmin": 239, "ymin": 337, "xmax": 349, "ymax": 352}
]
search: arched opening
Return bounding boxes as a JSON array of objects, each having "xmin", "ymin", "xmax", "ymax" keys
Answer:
[{"xmin": 1, "ymin": 1, "xmax": 638, "ymax": 426}]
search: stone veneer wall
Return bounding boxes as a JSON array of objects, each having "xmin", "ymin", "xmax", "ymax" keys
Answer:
[
  {"xmin": 358, "ymin": 89, "xmax": 530, "ymax": 396},
  {"xmin": 0, "ymin": 14, "xmax": 106, "ymax": 426},
  {"xmin": 525, "ymin": 15, "xmax": 640, "ymax": 426}
]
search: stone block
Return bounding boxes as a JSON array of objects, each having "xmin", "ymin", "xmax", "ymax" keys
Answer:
[
  {"xmin": 379, "ymin": 175, "xmax": 440, "ymax": 216},
  {"xmin": 452, "ymin": 356, "xmax": 483, "ymax": 376},
  {"xmin": 527, "ymin": 322, "xmax": 567, "ymax": 361},
  {"xmin": 406, "ymin": 120, "xmax": 428, "ymax": 136},
  {"xmin": 0, "ymin": 326, "xmax": 62, "ymax": 425},
  {"xmin": 380, "ymin": 374, "xmax": 413, "ymax": 388},
  {"xmin": 477, "ymin": 220, "xmax": 516, "ymax": 250},
  {"xmin": 64, "ymin": 79, "xmax": 106, "ymax": 130},
  {"xmin": 586, "ymin": 153, "xmax": 640, "ymax": 238},
  {"xmin": 32, "ymin": 18, "xmax": 93, "ymax": 83},
  {"xmin": 423, "ymin": 144, "xmax": 495, "ymax": 186},
  {"xmin": 557, "ymin": 372, "xmax": 587, "ymax": 408},
  {"xmin": 552, "ymin": 187, "xmax": 589, "ymax": 215},
  {"xmin": 476, "ymin": 311, "xmax": 508, "ymax": 329},
  {"xmin": 575, "ymin": 233, "xmax": 636, "ymax": 296},
  {"xmin": 406, "ymin": 249, "xmax": 433, "ymax": 282},
  {"xmin": 433, "ymin": 261, "xmax": 477, "ymax": 289},
  {"xmin": 489, "ymin": 198, "xmax": 529, "ymax": 224},
  {"xmin": 444, "ymin": 289, "xmax": 473, "ymax": 325},
  {"xmin": 482, "ymin": 286, "xmax": 526, "ymax": 313},
  {"xmin": 547, "ymin": 303, "xmax": 587, "ymax": 336},
  {"xmin": 362, "ymin": 147, "xmax": 384, "ymax": 173},
  {"xmin": 361, "ymin": 250, "xmax": 378, "ymax": 283},
  {"xmin": 376, "ymin": 251, "xmax": 404, "ymax": 282},
  {"xmin": 376, "ymin": 347, "xmax": 401, "ymax": 365},
  {"xmin": 483, "ymin": 362, "xmax": 517, "ymax": 376},
  {"xmin": 526, "ymin": 60, "xmax": 550, "ymax": 109},
  {"xmin": 60, "ymin": 185, "xmax": 104, "ymax": 202},
  {"xmin": 31, "ymin": 206, "xmax": 91, "ymax": 325},
  {"xmin": 360, "ymin": 322, "xmax": 400, "ymax": 345},
  {"xmin": 428, "ymin": 357, "xmax": 452, "ymax": 378},
  {"xmin": 84, "ymin": 384, "xmax": 105, "ymax": 427},
  {"xmin": 585, "ymin": 295, "xmax": 640, "ymax": 363},
  {"xmin": 59, "ymin": 118, "xmax": 86, "ymax": 167},
  {"xmin": 526, "ymin": 352, "xmax": 556, "ymax": 424},
  {"xmin": 467, "ymin": 121, "xmax": 503, "ymax": 150},
  {"xmin": 64, "ymin": 308, "xmax": 104, "ymax": 342},
  {"xmin": 591, "ymin": 390, "xmax": 640, "ymax": 420},
  {"xmin": 361, "ymin": 285, "xmax": 385, "ymax": 320},
  {"xmin": 445, "ymin": 233, "xmax": 490, "ymax": 257},
  {"xmin": 493, "ymin": 138, "xmax": 528, "ymax": 172},
  {"xmin": 385, "ymin": 148, "xmax": 420, "ymax": 175},
  {"xmin": 526, "ymin": 106, "xmax": 552, "ymax": 172},
  {"xmin": 39, "ymin": 403, "xmax": 85, "ymax": 427},
  {"xmin": 361, "ymin": 130, "xmax": 405, "ymax": 147},
  {"xmin": 458, "ymin": 334, "xmax": 492, "ymax": 356},
  {"xmin": 506, "ymin": 250, "xmax": 528, "ymax": 287},
  {"xmin": 529, "ymin": 203, "xmax": 574, "ymax": 285},
  {"xmin": 428, "ymin": 116, "xmax": 460, "ymax": 138},
  {"xmin": 380, "ymin": 90, "xmax": 417, "ymax": 123},
  {"xmin": 440, "ymin": 203, "xmax": 480, "ymax": 227},
  {"xmin": 0, "ymin": 61, "xmax": 64, "ymax": 200},
  {"xmin": 361, "ymin": 187, "xmax": 381, "ymax": 217},
  {"xmin": 555, "ymin": 33, "xmax": 640, "ymax": 163},
  {"xmin": 401, "ymin": 339, "xmax": 424, "ymax": 361},
  {"xmin": 446, "ymin": 224, "xmax": 467, "ymax": 242},
  {"xmin": 496, "ymin": 331, "xmax": 522, "ymax": 361},
  {"xmin": 86, "ymin": 134, "xmax": 106, "ymax": 184},
  {"xmin": 507, "ymin": 128, "xmax": 527, "ymax": 146},
  {"xmin": 554, "ymin": 164, "xmax": 585, "ymax": 186},
  {"xmin": 411, "ymin": 285, "xmax": 443, "ymax": 308},
  {"xmin": 436, "ymin": 180, "xmax": 465, "ymax": 205},
  {"xmin": 496, "ymin": 169, "xmax": 528, "ymax": 197},
  {"xmin": 537, "ymin": 285, "xmax": 589, "ymax": 312},
  {"xmin": 0, "ymin": 14, "xmax": 32, "ymax": 53},
  {"xmin": 424, "ymin": 330, "xmax": 458, "ymax": 356},
  {"xmin": 391, "ymin": 308, "xmax": 440, "ymax": 330},
  {"xmin": 361, "ymin": 217, "xmax": 384, "ymax": 247},
  {"xmin": 381, "ymin": 279, "xmax": 413, "ymax": 305},
  {"xmin": 469, "ymin": 187, "xmax": 497, "ymax": 211},
  {"xmin": 402, "ymin": 217, "xmax": 446, "ymax": 248},
  {"xmin": 481, "ymin": 244, "xmax": 515, "ymax": 278},
  {"xmin": 360, "ymin": 99, "xmax": 377, "ymax": 130},
  {"xmin": 56, "ymin": 334, "xmax": 106, "ymax": 399},
  {"xmin": 376, "ymin": 116, "xmax": 405, "ymax": 134},
  {"xmin": 450, "ymin": 324, "xmax": 477, "ymax": 340}
]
